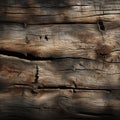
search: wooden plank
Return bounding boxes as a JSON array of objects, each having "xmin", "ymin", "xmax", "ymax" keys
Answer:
[
  {"xmin": 0, "ymin": 23, "xmax": 120, "ymax": 62},
  {"xmin": 0, "ymin": 88, "xmax": 119, "ymax": 120},
  {"xmin": 0, "ymin": 0, "xmax": 119, "ymax": 24},
  {"xmin": 0, "ymin": 55, "xmax": 36, "ymax": 89},
  {"xmin": 0, "ymin": 55, "xmax": 120, "ymax": 89}
]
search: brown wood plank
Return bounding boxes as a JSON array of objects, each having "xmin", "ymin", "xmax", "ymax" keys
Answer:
[
  {"xmin": 0, "ymin": 88, "xmax": 119, "ymax": 120},
  {"xmin": 0, "ymin": 55, "xmax": 120, "ymax": 89},
  {"xmin": 0, "ymin": 0, "xmax": 119, "ymax": 24},
  {"xmin": 0, "ymin": 23, "xmax": 120, "ymax": 62},
  {"xmin": 0, "ymin": 1, "xmax": 120, "ymax": 119}
]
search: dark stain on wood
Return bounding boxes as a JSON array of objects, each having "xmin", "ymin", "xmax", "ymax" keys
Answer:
[
  {"xmin": 95, "ymin": 44, "xmax": 112, "ymax": 61},
  {"xmin": 97, "ymin": 19, "xmax": 106, "ymax": 32}
]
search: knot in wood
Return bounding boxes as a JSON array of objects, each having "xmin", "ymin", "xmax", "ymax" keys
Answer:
[{"xmin": 95, "ymin": 45, "xmax": 111, "ymax": 60}]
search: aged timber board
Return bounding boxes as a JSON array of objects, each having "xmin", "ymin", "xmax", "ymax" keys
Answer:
[{"xmin": 0, "ymin": 0, "xmax": 120, "ymax": 120}]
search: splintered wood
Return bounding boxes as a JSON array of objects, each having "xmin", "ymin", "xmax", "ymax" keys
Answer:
[{"xmin": 0, "ymin": 0, "xmax": 120, "ymax": 120}]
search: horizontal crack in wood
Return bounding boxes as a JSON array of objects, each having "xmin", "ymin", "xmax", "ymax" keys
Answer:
[
  {"xmin": 7, "ymin": 84, "xmax": 120, "ymax": 91},
  {"xmin": 0, "ymin": 49, "xmax": 120, "ymax": 64}
]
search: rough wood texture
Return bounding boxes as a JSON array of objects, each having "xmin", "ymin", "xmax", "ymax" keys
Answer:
[
  {"xmin": 0, "ymin": 88, "xmax": 120, "ymax": 120},
  {"xmin": 0, "ymin": 55, "xmax": 120, "ymax": 89},
  {"xmin": 0, "ymin": 0, "xmax": 120, "ymax": 120},
  {"xmin": 0, "ymin": 23, "xmax": 120, "ymax": 62},
  {"xmin": 0, "ymin": 0, "xmax": 119, "ymax": 24}
]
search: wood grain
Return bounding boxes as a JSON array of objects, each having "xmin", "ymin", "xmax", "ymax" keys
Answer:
[
  {"xmin": 0, "ymin": 23, "xmax": 120, "ymax": 62},
  {"xmin": 0, "ymin": 55, "xmax": 120, "ymax": 89},
  {"xmin": 0, "ymin": 87, "xmax": 120, "ymax": 120},
  {"xmin": 0, "ymin": 0, "xmax": 119, "ymax": 24},
  {"xmin": 0, "ymin": 0, "xmax": 120, "ymax": 119}
]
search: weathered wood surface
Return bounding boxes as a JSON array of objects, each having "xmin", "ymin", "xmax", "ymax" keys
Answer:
[
  {"xmin": 0, "ymin": 0, "xmax": 120, "ymax": 120},
  {"xmin": 0, "ymin": 54, "xmax": 120, "ymax": 119},
  {"xmin": 0, "ymin": 55, "xmax": 120, "ymax": 89},
  {"xmin": 0, "ymin": 88, "xmax": 120, "ymax": 120},
  {"xmin": 0, "ymin": 0, "xmax": 119, "ymax": 24},
  {"xmin": 0, "ymin": 23, "xmax": 120, "ymax": 62}
]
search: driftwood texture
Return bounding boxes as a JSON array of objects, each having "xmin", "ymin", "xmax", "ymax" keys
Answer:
[{"xmin": 0, "ymin": 0, "xmax": 120, "ymax": 120}]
